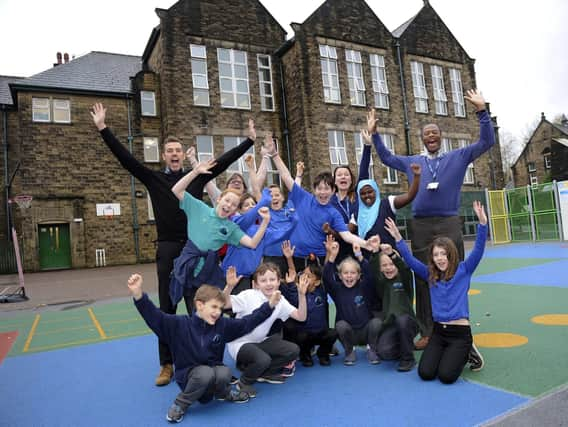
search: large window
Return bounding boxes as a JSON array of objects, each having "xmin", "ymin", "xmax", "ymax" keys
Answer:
[
  {"xmin": 141, "ymin": 91, "xmax": 156, "ymax": 116},
  {"xmin": 370, "ymin": 54, "xmax": 389, "ymax": 109},
  {"xmin": 190, "ymin": 44, "xmax": 210, "ymax": 106},
  {"xmin": 431, "ymin": 65, "xmax": 448, "ymax": 116},
  {"xmin": 224, "ymin": 137, "xmax": 255, "ymax": 182},
  {"xmin": 257, "ymin": 54, "xmax": 275, "ymax": 111},
  {"xmin": 32, "ymin": 97, "xmax": 70, "ymax": 123},
  {"xmin": 410, "ymin": 61, "xmax": 428, "ymax": 113},
  {"xmin": 319, "ymin": 45, "xmax": 341, "ymax": 103},
  {"xmin": 218, "ymin": 48, "xmax": 250, "ymax": 109},
  {"xmin": 459, "ymin": 139, "xmax": 474, "ymax": 184},
  {"xmin": 354, "ymin": 133, "xmax": 373, "ymax": 179},
  {"xmin": 345, "ymin": 49, "xmax": 365, "ymax": 106},
  {"xmin": 143, "ymin": 137, "xmax": 159, "ymax": 163},
  {"xmin": 382, "ymin": 134, "xmax": 397, "ymax": 184},
  {"xmin": 327, "ymin": 130, "xmax": 347, "ymax": 166},
  {"xmin": 196, "ymin": 135, "xmax": 215, "ymax": 190},
  {"xmin": 449, "ymin": 68, "xmax": 465, "ymax": 117}
]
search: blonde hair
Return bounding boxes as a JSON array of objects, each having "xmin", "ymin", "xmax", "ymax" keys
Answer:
[
  {"xmin": 337, "ymin": 257, "xmax": 361, "ymax": 274},
  {"xmin": 194, "ymin": 284, "xmax": 226, "ymax": 305}
]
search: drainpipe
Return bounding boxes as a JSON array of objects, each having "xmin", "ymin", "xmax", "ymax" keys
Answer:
[
  {"xmin": 2, "ymin": 107, "xmax": 9, "ymax": 238},
  {"xmin": 395, "ymin": 40, "xmax": 412, "ymax": 155},
  {"xmin": 126, "ymin": 96, "xmax": 140, "ymax": 262},
  {"xmin": 278, "ymin": 59, "xmax": 292, "ymax": 171}
]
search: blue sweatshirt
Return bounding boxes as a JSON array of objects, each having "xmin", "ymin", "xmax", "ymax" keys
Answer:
[
  {"xmin": 280, "ymin": 282, "xmax": 328, "ymax": 333},
  {"xmin": 372, "ymin": 111, "xmax": 494, "ymax": 217},
  {"xmin": 323, "ymin": 259, "xmax": 374, "ymax": 329},
  {"xmin": 396, "ymin": 223, "xmax": 487, "ymax": 322},
  {"xmin": 263, "ymin": 205, "xmax": 298, "ymax": 257},
  {"xmin": 134, "ymin": 293, "xmax": 273, "ymax": 389}
]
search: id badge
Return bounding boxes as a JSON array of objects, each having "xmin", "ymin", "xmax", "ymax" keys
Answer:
[{"xmin": 427, "ymin": 182, "xmax": 439, "ymax": 190}]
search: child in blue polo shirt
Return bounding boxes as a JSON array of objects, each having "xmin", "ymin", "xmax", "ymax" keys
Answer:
[{"xmin": 127, "ymin": 273, "xmax": 279, "ymax": 423}]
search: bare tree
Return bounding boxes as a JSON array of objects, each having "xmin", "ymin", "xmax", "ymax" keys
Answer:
[{"xmin": 499, "ymin": 129, "xmax": 521, "ymax": 183}]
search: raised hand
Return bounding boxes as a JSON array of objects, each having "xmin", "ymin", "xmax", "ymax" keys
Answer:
[
  {"xmin": 324, "ymin": 234, "xmax": 339, "ymax": 258},
  {"xmin": 384, "ymin": 217, "xmax": 402, "ymax": 242},
  {"xmin": 258, "ymin": 206, "xmax": 271, "ymax": 222},
  {"xmin": 295, "ymin": 161, "xmax": 305, "ymax": 177},
  {"xmin": 361, "ymin": 129, "xmax": 372, "ymax": 146},
  {"xmin": 244, "ymin": 153, "xmax": 255, "ymax": 171},
  {"xmin": 464, "ymin": 89, "xmax": 485, "ymax": 112},
  {"xmin": 297, "ymin": 273, "xmax": 309, "ymax": 295},
  {"xmin": 248, "ymin": 118, "xmax": 256, "ymax": 141},
  {"xmin": 379, "ymin": 243, "xmax": 393, "ymax": 255},
  {"xmin": 90, "ymin": 103, "xmax": 107, "ymax": 131},
  {"xmin": 194, "ymin": 158, "xmax": 217, "ymax": 175},
  {"xmin": 285, "ymin": 270, "xmax": 297, "ymax": 285},
  {"xmin": 127, "ymin": 273, "xmax": 143, "ymax": 300},
  {"xmin": 473, "ymin": 200, "xmax": 488, "ymax": 225},
  {"xmin": 410, "ymin": 163, "xmax": 421, "ymax": 176},
  {"xmin": 281, "ymin": 240, "xmax": 295, "ymax": 259},
  {"xmin": 367, "ymin": 235, "xmax": 381, "ymax": 253},
  {"xmin": 225, "ymin": 266, "xmax": 243, "ymax": 290},
  {"xmin": 268, "ymin": 290, "xmax": 281, "ymax": 308},
  {"xmin": 366, "ymin": 108, "xmax": 378, "ymax": 134},
  {"xmin": 186, "ymin": 146, "xmax": 198, "ymax": 167}
]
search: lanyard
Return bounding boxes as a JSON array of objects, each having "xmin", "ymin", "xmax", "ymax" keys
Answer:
[
  {"xmin": 425, "ymin": 156, "xmax": 442, "ymax": 181},
  {"xmin": 335, "ymin": 195, "xmax": 351, "ymax": 222}
]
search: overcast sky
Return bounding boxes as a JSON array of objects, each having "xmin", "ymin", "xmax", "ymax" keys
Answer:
[{"xmin": 1, "ymin": 0, "xmax": 566, "ymax": 144}]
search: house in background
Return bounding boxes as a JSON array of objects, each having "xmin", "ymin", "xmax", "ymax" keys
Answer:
[
  {"xmin": 511, "ymin": 113, "xmax": 568, "ymax": 187},
  {"xmin": 1, "ymin": 0, "xmax": 504, "ymax": 272}
]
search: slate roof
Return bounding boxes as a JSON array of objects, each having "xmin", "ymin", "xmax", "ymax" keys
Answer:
[
  {"xmin": 392, "ymin": 14, "xmax": 416, "ymax": 37},
  {"xmin": 0, "ymin": 75, "xmax": 24, "ymax": 105},
  {"xmin": 9, "ymin": 52, "xmax": 142, "ymax": 97}
]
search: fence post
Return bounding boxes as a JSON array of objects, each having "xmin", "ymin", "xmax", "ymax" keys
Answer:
[
  {"xmin": 527, "ymin": 185, "xmax": 536, "ymax": 241},
  {"xmin": 504, "ymin": 189, "xmax": 512, "ymax": 242},
  {"xmin": 553, "ymin": 180, "xmax": 564, "ymax": 240},
  {"xmin": 485, "ymin": 188, "xmax": 495, "ymax": 245}
]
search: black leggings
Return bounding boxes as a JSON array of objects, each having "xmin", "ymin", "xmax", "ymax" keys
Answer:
[{"xmin": 418, "ymin": 322, "xmax": 472, "ymax": 384}]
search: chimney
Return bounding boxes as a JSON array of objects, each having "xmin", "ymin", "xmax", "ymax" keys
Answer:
[
  {"xmin": 541, "ymin": 112, "xmax": 546, "ymax": 121},
  {"xmin": 54, "ymin": 52, "xmax": 62, "ymax": 67},
  {"xmin": 64, "ymin": 53, "xmax": 70, "ymax": 64}
]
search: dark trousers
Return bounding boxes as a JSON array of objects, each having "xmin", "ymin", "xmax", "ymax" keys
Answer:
[
  {"xmin": 157, "ymin": 240, "xmax": 191, "ymax": 366},
  {"xmin": 376, "ymin": 314, "xmax": 418, "ymax": 362},
  {"xmin": 175, "ymin": 365, "xmax": 232, "ymax": 410},
  {"xmin": 282, "ymin": 319, "xmax": 337, "ymax": 359},
  {"xmin": 410, "ymin": 216, "xmax": 464, "ymax": 338},
  {"xmin": 236, "ymin": 334, "xmax": 299, "ymax": 385},
  {"xmin": 418, "ymin": 322, "xmax": 472, "ymax": 384},
  {"xmin": 335, "ymin": 318, "xmax": 383, "ymax": 354},
  {"xmin": 263, "ymin": 255, "xmax": 289, "ymax": 279}
]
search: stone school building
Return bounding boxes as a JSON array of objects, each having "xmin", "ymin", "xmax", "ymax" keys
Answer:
[{"xmin": 0, "ymin": 0, "xmax": 504, "ymax": 272}]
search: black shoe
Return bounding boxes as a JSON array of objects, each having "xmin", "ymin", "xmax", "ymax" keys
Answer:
[
  {"xmin": 300, "ymin": 355, "xmax": 314, "ymax": 367},
  {"xmin": 229, "ymin": 375, "xmax": 239, "ymax": 385},
  {"xmin": 397, "ymin": 359, "xmax": 416, "ymax": 372},
  {"xmin": 318, "ymin": 356, "xmax": 331, "ymax": 366},
  {"xmin": 329, "ymin": 345, "xmax": 340, "ymax": 357},
  {"xmin": 468, "ymin": 343, "xmax": 485, "ymax": 372}
]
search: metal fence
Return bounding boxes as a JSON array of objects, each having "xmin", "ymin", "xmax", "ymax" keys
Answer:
[{"xmin": 0, "ymin": 239, "xmax": 18, "ymax": 274}]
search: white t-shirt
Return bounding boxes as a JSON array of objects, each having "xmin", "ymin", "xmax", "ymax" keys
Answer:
[{"xmin": 227, "ymin": 289, "xmax": 296, "ymax": 359}]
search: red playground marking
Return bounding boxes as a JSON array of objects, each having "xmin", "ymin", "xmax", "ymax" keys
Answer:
[{"xmin": 0, "ymin": 331, "xmax": 19, "ymax": 365}]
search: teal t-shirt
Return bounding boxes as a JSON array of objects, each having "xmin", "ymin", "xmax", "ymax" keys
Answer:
[{"xmin": 180, "ymin": 192, "xmax": 245, "ymax": 275}]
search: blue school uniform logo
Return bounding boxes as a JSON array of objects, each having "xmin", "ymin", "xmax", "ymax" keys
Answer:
[
  {"xmin": 393, "ymin": 282, "xmax": 403, "ymax": 291},
  {"xmin": 354, "ymin": 295, "xmax": 365, "ymax": 307},
  {"xmin": 314, "ymin": 295, "xmax": 324, "ymax": 307},
  {"xmin": 211, "ymin": 334, "xmax": 222, "ymax": 346}
]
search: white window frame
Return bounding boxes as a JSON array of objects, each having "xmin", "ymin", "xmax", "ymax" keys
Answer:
[
  {"xmin": 32, "ymin": 97, "xmax": 51, "ymax": 122},
  {"xmin": 354, "ymin": 133, "xmax": 373, "ymax": 179},
  {"xmin": 266, "ymin": 157, "xmax": 281, "ymax": 186},
  {"xmin": 530, "ymin": 174, "xmax": 538, "ymax": 186},
  {"xmin": 544, "ymin": 153, "xmax": 551, "ymax": 169},
  {"xmin": 141, "ymin": 91, "xmax": 156, "ymax": 116},
  {"xmin": 431, "ymin": 65, "xmax": 448, "ymax": 116},
  {"xmin": 217, "ymin": 48, "xmax": 251, "ymax": 109},
  {"xmin": 327, "ymin": 130, "xmax": 347, "ymax": 166},
  {"xmin": 370, "ymin": 54, "xmax": 389, "ymax": 109},
  {"xmin": 382, "ymin": 134, "xmax": 398, "ymax": 184},
  {"xmin": 143, "ymin": 137, "xmax": 160, "ymax": 163},
  {"xmin": 528, "ymin": 162, "xmax": 536, "ymax": 172},
  {"xmin": 319, "ymin": 45, "xmax": 341, "ymax": 104},
  {"xmin": 441, "ymin": 137, "xmax": 453, "ymax": 154},
  {"xmin": 459, "ymin": 139, "xmax": 474, "ymax": 184},
  {"xmin": 147, "ymin": 194, "xmax": 155, "ymax": 221},
  {"xmin": 449, "ymin": 68, "xmax": 466, "ymax": 117},
  {"xmin": 345, "ymin": 49, "xmax": 366, "ymax": 106},
  {"xmin": 196, "ymin": 135, "xmax": 215, "ymax": 190},
  {"xmin": 411, "ymin": 61, "xmax": 428, "ymax": 113},
  {"xmin": 52, "ymin": 99, "xmax": 71, "ymax": 123},
  {"xmin": 257, "ymin": 54, "xmax": 275, "ymax": 111},
  {"xmin": 224, "ymin": 136, "xmax": 255, "ymax": 183},
  {"xmin": 190, "ymin": 44, "xmax": 210, "ymax": 107}
]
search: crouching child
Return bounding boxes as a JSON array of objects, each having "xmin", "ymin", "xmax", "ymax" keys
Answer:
[{"xmin": 127, "ymin": 274, "xmax": 279, "ymax": 424}]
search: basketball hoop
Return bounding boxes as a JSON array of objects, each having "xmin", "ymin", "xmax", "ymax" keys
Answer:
[
  {"xmin": 102, "ymin": 205, "xmax": 115, "ymax": 220},
  {"xmin": 13, "ymin": 195, "xmax": 33, "ymax": 211}
]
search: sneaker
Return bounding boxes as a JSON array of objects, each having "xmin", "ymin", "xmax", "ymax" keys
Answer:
[
  {"xmin": 300, "ymin": 355, "xmax": 314, "ymax": 367},
  {"xmin": 414, "ymin": 336, "xmax": 430, "ymax": 350},
  {"xmin": 257, "ymin": 374, "xmax": 286, "ymax": 384},
  {"xmin": 329, "ymin": 345, "xmax": 340, "ymax": 357},
  {"xmin": 166, "ymin": 403, "xmax": 185, "ymax": 423},
  {"xmin": 397, "ymin": 359, "xmax": 416, "ymax": 372},
  {"xmin": 218, "ymin": 388, "xmax": 250, "ymax": 404},
  {"xmin": 156, "ymin": 364, "xmax": 174, "ymax": 386},
  {"xmin": 366, "ymin": 348, "xmax": 381, "ymax": 365},
  {"xmin": 281, "ymin": 361, "xmax": 296, "ymax": 377},
  {"xmin": 229, "ymin": 375, "xmax": 239, "ymax": 385},
  {"xmin": 318, "ymin": 355, "xmax": 331, "ymax": 366},
  {"xmin": 236, "ymin": 381, "xmax": 257, "ymax": 398},
  {"xmin": 468, "ymin": 342, "xmax": 485, "ymax": 372},
  {"xmin": 343, "ymin": 351, "xmax": 357, "ymax": 366}
]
